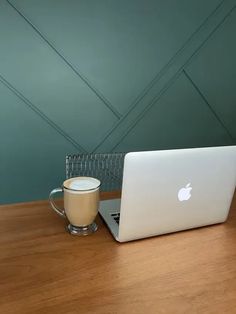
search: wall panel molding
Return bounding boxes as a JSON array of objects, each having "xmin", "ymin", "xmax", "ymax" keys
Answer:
[
  {"xmin": 6, "ymin": 0, "xmax": 122, "ymax": 119},
  {"xmin": 0, "ymin": 0, "xmax": 118, "ymax": 152},
  {"xmin": 94, "ymin": 0, "xmax": 236, "ymax": 152},
  {"xmin": 0, "ymin": 73, "xmax": 87, "ymax": 152},
  {"xmin": 183, "ymin": 70, "xmax": 234, "ymax": 141},
  {"xmin": 113, "ymin": 73, "xmax": 233, "ymax": 152}
]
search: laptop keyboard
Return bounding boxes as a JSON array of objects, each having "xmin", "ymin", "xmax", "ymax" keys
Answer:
[{"xmin": 111, "ymin": 213, "xmax": 120, "ymax": 225}]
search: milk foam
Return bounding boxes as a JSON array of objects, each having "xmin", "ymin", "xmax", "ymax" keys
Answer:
[{"xmin": 69, "ymin": 178, "xmax": 99, "ymax": 191}]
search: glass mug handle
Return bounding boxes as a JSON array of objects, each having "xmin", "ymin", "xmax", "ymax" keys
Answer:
[{"xmin": 49, "ymin": 187, "xmax": 66, "ymax": 218}]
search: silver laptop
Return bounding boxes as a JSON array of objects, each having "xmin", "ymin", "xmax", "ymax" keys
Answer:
[{"xmin": 99, "ymin": 146, "xmax": 236, "ymax": 242}]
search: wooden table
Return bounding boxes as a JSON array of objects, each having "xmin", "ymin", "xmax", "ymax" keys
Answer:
[{"xmin": 0, "ymin": 191, "xmax": 236, "ymax": 314}]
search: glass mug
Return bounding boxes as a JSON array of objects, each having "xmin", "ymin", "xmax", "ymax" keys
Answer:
[{"xmin": 49, "ymin": 177, "xmax": 101, "ymax": 235}]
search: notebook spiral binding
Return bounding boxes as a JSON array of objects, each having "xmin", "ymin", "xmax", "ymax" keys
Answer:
[{"xmin": 66, "ymin": 153, "xmax": 126, "ymax": 191}]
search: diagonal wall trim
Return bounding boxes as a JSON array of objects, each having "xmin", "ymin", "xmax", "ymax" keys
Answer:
[
  {"xmin": 94, "ymin": 0, "xmax": 236, "ymax": 152},
  {"xmin": 121, "ymin": 0, "xmax": 225, "ymax": 118},
  {"xmin": 183, "ymin": 5, "xmax": 236, "ymax": 69},
  {"xmin": 6, "ymin": 0, "xmax": 122, "ymax": 119},
  {"xmin": 111, "ymin": 71, "xmax": 183, "ymax": 152},
  {"xmin": 0, "ymin": 74, "xmax": 87, "ymax": 152},
  {"xmin": 183, "ymin": 70, "xmax": 235, "ymax": 141}
]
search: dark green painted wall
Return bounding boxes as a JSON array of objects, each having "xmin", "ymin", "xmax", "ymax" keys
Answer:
[{"xmin": 0, "ymin": 0, "xmax": 235, "ymax": 204}]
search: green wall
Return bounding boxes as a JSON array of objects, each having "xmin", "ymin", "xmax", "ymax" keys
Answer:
[{"xmin": 0, "ymin": 0, "xmax": 235, "ymax": 204}]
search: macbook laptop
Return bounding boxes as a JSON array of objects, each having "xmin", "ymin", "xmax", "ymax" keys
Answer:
[{"xmin": 99, "ymin": 146, "xmax": 236, "ymax": 242}]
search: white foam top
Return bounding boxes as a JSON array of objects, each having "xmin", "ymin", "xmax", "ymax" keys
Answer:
[{"xmin": 69, "ymin": 178, "xmax": 100, "ymax": 191}]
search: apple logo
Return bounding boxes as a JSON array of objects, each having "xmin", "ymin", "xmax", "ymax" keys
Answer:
[{"xmin": 178, "ymin": 183, "xmax": 192, "ymax": 201}]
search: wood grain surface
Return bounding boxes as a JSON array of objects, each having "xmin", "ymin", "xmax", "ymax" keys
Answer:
[{"xmin": 0, "ymin": 191, "xmax": 236, "ymax": 314}]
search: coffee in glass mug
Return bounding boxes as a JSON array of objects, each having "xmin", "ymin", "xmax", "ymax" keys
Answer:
[{"xmin": 49, "ymin": 177, "xmax": 101, "ymax": 235}]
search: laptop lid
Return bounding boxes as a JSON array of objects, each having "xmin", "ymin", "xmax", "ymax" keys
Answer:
[{"xmin": 118, "ymin": 146, "xmax": 236, "ymax": 242}]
